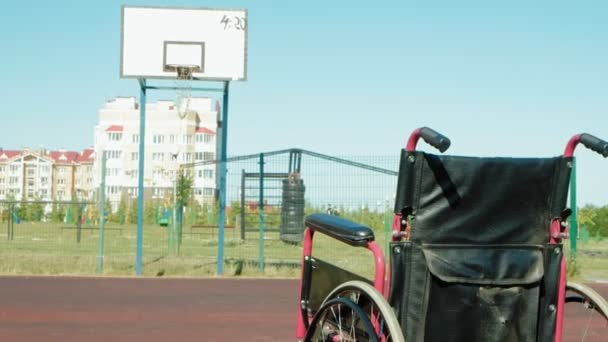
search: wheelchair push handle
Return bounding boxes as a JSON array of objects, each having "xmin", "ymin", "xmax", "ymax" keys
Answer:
[
  {"xmin": 565, "ymin": 133, "xmax": 608, "ymax": 157},
  {"xmin": 407, "ymin": 127, "xmax": 451, "ymax": 152},
  {"xmin": 580, "ymin": 134, "xmax": 608, "ymax": 158}
]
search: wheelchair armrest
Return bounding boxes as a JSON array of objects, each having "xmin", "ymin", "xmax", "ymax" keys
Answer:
[{"xmin": 305, "ymin": 213, "xmax": 375, "ymax": 247}]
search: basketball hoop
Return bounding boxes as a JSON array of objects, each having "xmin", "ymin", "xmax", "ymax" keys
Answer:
[{"xmin": 169, "ymin": 64, "xmax": 200, "ymax": 119}]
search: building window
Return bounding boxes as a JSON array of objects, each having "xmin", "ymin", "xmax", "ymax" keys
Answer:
[
  {"xmin": 131, "ymin": 152, "xmax": 138, "ymax": 161},
  {"xmin": 152, "ymin": 169, "xmax": 165, "ymax": 180},
  {"xmin": 125, "ymin": 170, "xmax": 137, "ymax": 179},
  {"xmin": 106, "ymin": 168, "xmax": 119, "ymax": 177},
  {"xmin": 40, "ymin": 177, "xmax": 48, "ymax": 185},
  {"xmin": 57, "ymin": 179, "xmax": 66, "ymax": 185},
  {"xmin": 132, "ymin": 134, "xmax": 139, "ymax": 144},
  {"xmin": 9, "ymin": 177, "xmax": 18, "ymax": 185},
  {"xmin": 40, "ymin": 165, "xmax": 50, "ymax": 173},
  {"xmin": 204, "ymin": 169, "xmax": 213, "ymax": 179},
  {"xmin": 152, "ymin": 152, "xmax": 164, "ymax": 161},
  {"xmin": 27, "ymin": 168, "xmax": 35, "ymax": 176},
  {"xmin": 108, "ymin": 132, "xmax": 123, "ymax": 142},
  {"xmin": 195, "ymin": 152, "xmax": 203, "ymax": 161},
  {"xmin": 0, "ymin": 178, "xmax": 4, "ymax": 184},
  {"xmin": 182, "ymin": 135, "xmax": 192, "ymax": 144},
  {"xmin": 10, "ymin": 165, "xmax": 20, "ymax": 173},
  {"xmin": 153, "ymin": 135, "xmax": 165, "ymax": 144},
  {"xmin": 40, "ymin": 189, "xmax": 48, "ymax": 198},
  {"xmin": 203, "ymin": 152, "xmax": 214, "ymax": 161},
  {"xmin": 182, "ymin": 153, "xmax": 192, "ymax": 162},
  {"xmin": 106, "ymin": 186, "xmax": 120, "ymax": 195},
  {"xmin": 153, "ymin": 188, "xmax": 165, "ymax": 198},
  {"xmin": 107, "ymin": 150, "xmax": 122, "ymax": 159},
  {"xmin": 169, "ymin": 135, "xmax": 175, "ymax": 144},
  {"xmin": 57, "ymin": 190, "xmax": 65, "ymax": 199},
  {"xmin": 203, "ymin": 188, "xmax": 214, "ymax": 196},
  {"xmin": 0, "ymin": 166, "xmax": 5, "ymax": 172},
  {"xmin": 195, "ymin": 133, "xmax": 213, "ymax": 144}
]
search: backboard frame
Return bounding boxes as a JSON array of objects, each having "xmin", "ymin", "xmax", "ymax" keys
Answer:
[{"xmin": 120, "ymin": 5, "xmax": 248, "ymax": 81}]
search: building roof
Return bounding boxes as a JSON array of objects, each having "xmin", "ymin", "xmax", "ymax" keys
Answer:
[
  {"xmin": 195, "ymin": 127, "xmax": 216, "ymax": 134},
  {"xmin": 78, "ymin": 148, "xmax": 95, "ymax": 163},
  {"xmin": 0, "ymin": 150, "xmax": 22, "ymax": 161},
  {"xmin": 49, "ymin": 151, "xmax": 80, "ymax": 164},
  {"xmin": 105, "ymin": 125, "xmax": 124, "ymax": 132}
]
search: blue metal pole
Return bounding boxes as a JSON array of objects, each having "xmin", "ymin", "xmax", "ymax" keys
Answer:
[
  {"xmin": 216, "ymin": 81, "xmax": 230, "ymax": 275},
  {"xmin": 258, "ymin": 153, "xmax": 265, "ymax": 272},
  {"xmin": 135, "ymin": 79, "xmax": 147, "ymax": 276},
  {"xmin": 96, "ymin": 151, "xmax": 107, "ymax": 274}
]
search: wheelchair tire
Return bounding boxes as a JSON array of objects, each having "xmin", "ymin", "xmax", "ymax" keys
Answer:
[
  {"xmin": 566, "ymin": 282, "xmax": 608, "ymax": 320},
  {"xmin": 564, "ymin": 281, "xmax": 608, "ymax": 341},
  {"xmin": 304, "ymin": 280, "xmax": 404, "ymax": 342}
]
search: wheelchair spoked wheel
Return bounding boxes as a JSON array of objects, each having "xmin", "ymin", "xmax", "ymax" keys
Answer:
[
  {"xmin": 304, "ymin": 281, "xmax": 404, "ymax": 342},
  {"xmin": 564, "ymin": 282, "xmax": 608, "ymax": 341}
]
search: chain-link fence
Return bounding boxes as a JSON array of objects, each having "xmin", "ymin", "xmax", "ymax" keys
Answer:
[
  {"xmin": 1, "ymin": 150, "xmax": 606, "ymax": 280},
  {"xmin": 0, "ymin": 150, "xmax": 399, "ymax": 278}
]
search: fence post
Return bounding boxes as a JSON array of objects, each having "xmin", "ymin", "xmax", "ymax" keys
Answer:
[
  {"xmin": 76, "ymin": 206, "xmax": 82, "ymax": 243},
  {"xmin": 258, "ymin": 153, "xmax": 265, "ymax": 272},
  {"xmin": 241, "ymin": 169, "xmax": 246, "ymax": 240},
  {"xmin": 97, "ymin": 151, "xmax": 107, "ymax": 274}
]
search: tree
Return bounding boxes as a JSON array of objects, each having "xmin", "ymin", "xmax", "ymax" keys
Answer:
[
  {"xmin": 51, "ymin": 202, "xmax": 66, "ymax": 223},
  {"xmin": 28, "ymin": 197, "xmax": 44, "ymax": 222},
  {"xmin": 115, "ymin": 196, "xmax": 127, "ymax": 224},
  {"xmin": 174, "ymin": 170, "xmax": 194, "ymax": 247},
  {"xmin": 126, "ymin": 198, "xmax": 138, "ymax": 224},
  {"xmin": 175, "ymin": 170, "xmax": 193, "ymax": 208}
]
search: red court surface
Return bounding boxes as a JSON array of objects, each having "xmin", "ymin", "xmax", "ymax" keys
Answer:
[{"xmin": 0, "ymin": 276, "xmax": 606, "ymax": 341}]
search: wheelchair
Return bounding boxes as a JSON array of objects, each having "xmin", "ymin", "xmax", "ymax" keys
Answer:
[{"xmin": 296, "ymin": 127, "xmax": 608, "ymax": 341}]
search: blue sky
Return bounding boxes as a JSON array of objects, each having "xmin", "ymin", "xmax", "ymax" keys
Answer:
[{"xmin": 1, "ymin": 0, "xmax": 606, "ymax": 204}]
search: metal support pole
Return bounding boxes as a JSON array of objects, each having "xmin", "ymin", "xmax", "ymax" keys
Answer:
[
  {"xmin": 172, "ymin": 168, "xmax": 177, "ymax": 255},
  {"xmin": 569, "ymin": 158, "xmax": 577, "ymax": 255},
  {"xmin": 258, "ymin": 153, "xmax": 265, "ymax": 272},
  {"xmin": 7, "ymin": 203, "xmax": 12, "ymax": 240},
  {"xmin": 135, "ymin": 79, "xmax": 147, "ymax": 276},
  {"xmin": 76, "ymin": 203, "xmax": 82, "ymax": 244},
  {"xmin": 216, "ymin": 81, "xmax": 230, "ymax": 275},
  {"xmin": 97, "ymin": 151, "xmax": 107, "ymax": 274},
  {"xmin": 240, "ymin": 169, "xmax": 246, "ymax": 240},
  {"xmin": 9, "ymin": 204, "xmax": 14, "ymax": 241}
]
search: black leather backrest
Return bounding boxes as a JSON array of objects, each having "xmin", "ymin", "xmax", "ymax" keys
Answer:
[{"xmin": 394, "ymin": 150, "xmax": 572, "ymax": 244}]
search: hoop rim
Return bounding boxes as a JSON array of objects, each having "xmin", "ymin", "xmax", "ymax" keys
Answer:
[{"xmin": 165, "ymin": 64, "xmax": 201, "ymax": 79}]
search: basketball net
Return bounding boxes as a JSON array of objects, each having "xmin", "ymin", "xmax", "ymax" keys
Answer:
[{"xmin": 174, "ymin": 66, "xmax": 196, "ymax": 119}]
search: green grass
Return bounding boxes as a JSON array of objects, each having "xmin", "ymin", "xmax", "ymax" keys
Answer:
[
  {"xmin": 0, "ymin": 221, "xmax": 388, "ymax": 278},
  {"xmin": 565, "ymin": 240, "xmax": 608, "ymax": 282},
  {"xmin": 1, "ymin": 221, "xmax": 606, "ymax": 281}
]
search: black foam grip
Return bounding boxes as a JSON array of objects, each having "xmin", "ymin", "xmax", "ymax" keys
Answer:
[
  {"xmin": 580, "ymin": 133, "xmax": 608, "ymax": 158},
  {"xmin": 419, "ymin": 127, "xmax": 451, "ymax": 153}
]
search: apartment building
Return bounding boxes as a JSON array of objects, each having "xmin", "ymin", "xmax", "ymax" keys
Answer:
[
  {"xmin": 94, "ymin": 97, "xmax": 218, "ymax": 208},
  {"xmin": 0, "ymin": 148, "xmax": 94, "ymax": 202}
]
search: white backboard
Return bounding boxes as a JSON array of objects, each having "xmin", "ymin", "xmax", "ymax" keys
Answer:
[{"xmin": 121, "ymin": 6, "xmax": 247, "ymax": 81}]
